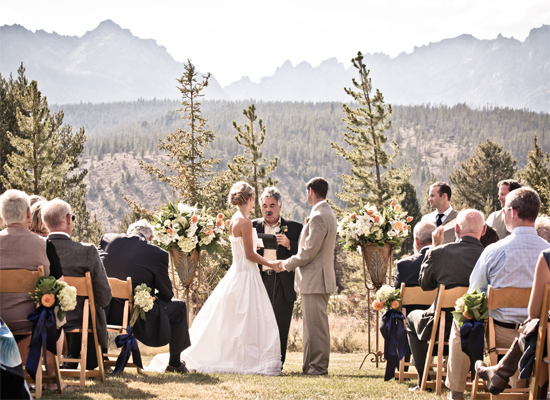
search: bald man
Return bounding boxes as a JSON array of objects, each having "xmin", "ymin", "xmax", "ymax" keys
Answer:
[{"xmin": 406, "ymin": 209, "xmax": 486, "ymax": 391}]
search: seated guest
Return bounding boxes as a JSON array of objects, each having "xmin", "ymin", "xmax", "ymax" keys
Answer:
[
  {"xmin": 393, "ymin": 220, "xmax": 436, "ymax": 374},
  {"xmin": 0, "ymin": 190, "xmax": 51, "ymax": 332},
  {"xmin": 480, "ymin": 224, "xmax": 499, "ymax": 247},
  {"xmin": 406, "ymin": 209, "xmax": 486, "ymax": 391},
  {"xmin": 29, "ymin": 195, "xmax": 47, "ymax": 207},
  {"xmin": 393, "ymin": 221, "xmax": 437, "ymax": 289},
  {"xmin": 100, "ymin": 220, "xmax": 191, "ymax": 373},
  {"xmin": 29, "ymin": 201, "xmax": 48, "ymax": 237},
  {"xmin": 446, "ymin": 187, "xmax": 549, "ymax": 400},
  {"xmin": 42, "ymin": 199, "xmax": 112, "ymax": 370},
  {"xmin": 475, "ymin": 249, "xmax": 550, "ymax": 399},
  {"xmin": 536, "ymin": 216, "xmax": 550, "ymax": 242},
  {"xmin": 0, "ymin": 190, "xmax": 59, "ymax": 390},
  {"xmin": 30, "ymin": 200, "xmax": 63, "ymax": 279}
]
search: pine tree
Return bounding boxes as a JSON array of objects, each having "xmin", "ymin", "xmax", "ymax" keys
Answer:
[
  {"xmin": 518, "ymin": 135, "xmax": 550, "ymax": 189},
  {"xmin": 0, "ymin": 64, "xmax": 29, "ymax": 193},
  {"xmin": 518, "ymin": 136, "xmax": 550, "ymax": 215},
  {"xmin": 0, "ymin": 76, "xmax": 103, "ymax": 244},
  {"xmin": 397, "ymin": 179, "xmax": 422, "ymax": 257},
  {"xmin": 331, "ymin": 52, "xmax": 407, "ymax": 208},
  {"xmin": 449, "ymin": 139, "xmax": 517, "ymax": 213},
  {"xmin": 139, "ymin": 60, "xmax": 219, "ymax": 206},
  {"xmin": 227, "ymin": 104, "xmax": 278, "ymax": 217}
]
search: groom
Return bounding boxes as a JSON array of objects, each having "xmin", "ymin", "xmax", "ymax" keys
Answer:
[{"xmin": 274, "ymin": 177, "xmax": 337, "ymax": 375}]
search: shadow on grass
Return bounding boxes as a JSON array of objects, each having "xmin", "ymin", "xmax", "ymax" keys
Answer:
[
  {"xmin": 43, "ymin": 371, "xmax": 222, "ymax": 399},
  {"xmin": 284, "ymin": 371, "xmax": 382, "ymax": 379}
]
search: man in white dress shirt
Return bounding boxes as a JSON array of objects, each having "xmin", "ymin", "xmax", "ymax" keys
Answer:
[{"xmin": 421, "ymin": 182, "xmax": 458, "ymax": 244}]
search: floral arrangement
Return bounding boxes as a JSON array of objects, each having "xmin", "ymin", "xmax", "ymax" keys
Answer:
[
  {"xmin": 276, "ymin": 225, "xmax": 288, "ymax": 235},
  {"xmin": 451, "ymin": 290, "xmax": 489, "ymax": 328},
  {"xmin": 372, "ymin": 284, "xmax": 402, "ymax": 312},
  {"xmin": 338, "ymin": 199, "xmax": 412, "ymax": 251},
  {"xmin": 30, "ymin": 276, "xmax": 77, "ymax": 321},
  {"xmin": 129, "ymin": 284, "xmax": 155, "ymax": 328},
  {"xmin": 152, "ymin": 201, "xmax": 228, "ymax": 255}
]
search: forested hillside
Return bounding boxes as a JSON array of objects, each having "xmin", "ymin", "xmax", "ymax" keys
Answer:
[{"xmin": 50, "ymin": 99, "xmax": 548, "ymax": 231}]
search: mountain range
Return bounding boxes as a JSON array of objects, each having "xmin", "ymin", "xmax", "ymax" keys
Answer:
[{"xmin": 1, "ymin": 20, "xmax": 548, "ymax": 111}]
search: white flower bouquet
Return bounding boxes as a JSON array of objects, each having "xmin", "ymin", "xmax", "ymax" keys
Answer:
[
  {"xmin": 130, "ymin": 283, "xmax": 155, "ymax": 327},
  {"xmin": 30, "ymin": 276, "xmax": 77, "ymax": 321},
  {"xmin": 152, "ymin": 201, "xmax": 228, "ymax": 256},
  {"xmin": 338, "ymin": 199, "xmax": 413, "ymax": 251},
  {"xmin": 372, "ymin": 284, "xmax": 402, "ymax": 312}
]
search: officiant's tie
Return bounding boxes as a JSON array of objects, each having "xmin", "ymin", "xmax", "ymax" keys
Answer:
[{"xmin": 436, "ymin": 213, "xmax": 445, "ymax": 227}]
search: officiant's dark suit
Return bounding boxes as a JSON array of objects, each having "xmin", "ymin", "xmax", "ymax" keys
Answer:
[
  {"xmin": 99, "ymin": 232, "xmax": 190, "ymax": 368},
  {"xmin": 405, "ymin": 226, "xmax": 484, "ymax": 386},
  {"xmin": 253, "ymin": 216, "xmax": 302, "ymax": 365}
]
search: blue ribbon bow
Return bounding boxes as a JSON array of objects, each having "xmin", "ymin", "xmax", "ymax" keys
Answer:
[
  {"xmin": 26, "ymin": 306, "xmax": 58, "ymax": 381},
  {"xmin": 460, "ymin": 319, "xmax": 485, "ymax": 380},
  {"xmin": 380, "ymin": 309, "xmax": 409, "ymax": 381},
  {"xmin": 114, "ymin": 325, "xmax": 143, "ymax": 373}
]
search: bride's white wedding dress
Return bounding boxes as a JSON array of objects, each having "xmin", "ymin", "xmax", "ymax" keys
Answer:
[{"xmin": 147, "ymin": 229, "xmax": 282, "ymax": 375}]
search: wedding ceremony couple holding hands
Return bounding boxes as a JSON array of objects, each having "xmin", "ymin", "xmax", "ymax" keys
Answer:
[{"xmin": 148, "ymin": 177, "xmax": 338, "ymax": 376}]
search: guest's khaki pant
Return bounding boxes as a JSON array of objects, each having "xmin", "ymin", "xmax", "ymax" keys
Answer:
[
  {"xmin": 301, "ymin": 293, "xmax": 331, "ymax": 375},
  {"xmin": 445, "ymin": 319, "xmax": 526, "ymax": 392}
]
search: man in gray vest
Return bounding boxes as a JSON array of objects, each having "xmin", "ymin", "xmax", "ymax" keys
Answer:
[
  {"xmin": 421, "ymin": 182, "xmax": 458, "ymax": 244},
  {"xmin": 486, "ymin": 179, "xmax": 522, "ymax": 240}
]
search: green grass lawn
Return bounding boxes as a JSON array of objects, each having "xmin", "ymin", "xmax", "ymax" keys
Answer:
[{"xmin": 40, "ymin": 353, "xmax": 449, "ymax": 400}]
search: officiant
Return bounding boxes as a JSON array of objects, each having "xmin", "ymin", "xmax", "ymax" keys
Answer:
[{"xmin": 253, "ymin": 187, "xmax": 303, "ymax": 366}]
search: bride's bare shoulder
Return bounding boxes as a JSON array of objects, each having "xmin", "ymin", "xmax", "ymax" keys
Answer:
[{"xmin": 231, "ymin": 215, "xmax": 251, "ymax": 238}]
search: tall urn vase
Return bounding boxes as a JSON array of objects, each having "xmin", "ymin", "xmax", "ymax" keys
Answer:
[
  {"xmin": 168, "ymin": 248, "xmax": 201, "ymax": 324},
  {"xmin": 361, "ymin": 243, "xmax": 394, "ymax": 290},
  {"xmin": 360, "ymin": 243, "xmax": 394, "ymax": 369}
]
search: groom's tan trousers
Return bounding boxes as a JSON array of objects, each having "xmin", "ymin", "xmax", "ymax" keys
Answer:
[{"xmin": 301, "ymin": 293, "xmax": 331, "ymax": 375}]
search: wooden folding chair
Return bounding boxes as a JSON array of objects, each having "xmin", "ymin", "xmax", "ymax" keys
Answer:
[
  {"xmin": 59, "ymin": 271, "xmax": 106, "ymax": 386},
  {"xmin": 395, "ymin": 283, "xmax": 437, "ymax": 383},
  {"xmin": 0, "ymin": 266, "xmax": 63, "ymax": 399},
  {"xmin": 103, "ymin": 277, "xmax": 142, "ymax": 373},
  {"xmin": 420, "ymin": 284, "xmax": 469, "ymax": 395},
  {"xmin": 529, "ymin": 284, "xmax": 550, "ymax": 400},
  {"xmin": 471, "ymin": 285, "xmax": 532, "ymax": 400}
]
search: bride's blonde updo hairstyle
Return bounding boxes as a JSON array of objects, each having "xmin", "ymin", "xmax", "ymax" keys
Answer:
[{"xmin": 228, "ymin": 181, "xmax": 254, "ymax": 206}]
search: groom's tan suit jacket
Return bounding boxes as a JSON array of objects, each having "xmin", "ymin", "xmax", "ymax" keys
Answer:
[{"xmin": 283, "ymin": 202, "xmax": 337, "ymax": 294}]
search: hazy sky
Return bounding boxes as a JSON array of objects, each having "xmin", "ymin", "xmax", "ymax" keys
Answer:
[{"xmin": 1, "ymin": 0, "xmax": 549, "ymax": 86}]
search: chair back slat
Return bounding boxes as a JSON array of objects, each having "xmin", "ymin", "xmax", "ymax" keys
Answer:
[
  {"xmin": 0, "ymin": 266, "xmax": 45, "ymax": 293},
  {"xmin": 400, "ymin": 283, "xmax": 437, "ymax": 306},
  {"xmin": 63, "ymin": 274, "xmax": 89, "ymax": 297},
  {"xmin": 486, "ymin": 285, "xmax": 531, "ymax": 310},
  {"xmin": 437, "ymin": 285, "xmax": 469, "ymax": 309},
  {"xmin": 108, "ymin": 277, "xmax": 133, "ymax": 300}
]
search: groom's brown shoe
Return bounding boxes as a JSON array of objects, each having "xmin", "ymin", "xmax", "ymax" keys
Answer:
[{"xmin": 166, "ymin": 362, "xmax": 190, "ymax": 374}]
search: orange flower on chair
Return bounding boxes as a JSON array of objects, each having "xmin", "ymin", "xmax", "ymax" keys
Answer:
[{"xmin": 41, "ymin": 293, "xmax": 56, "ymax": 308}]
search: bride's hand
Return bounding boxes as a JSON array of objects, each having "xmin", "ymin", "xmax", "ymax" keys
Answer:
[{"xmin": 270, "ymin": 260, "xmax": 283, "ymax": 273}]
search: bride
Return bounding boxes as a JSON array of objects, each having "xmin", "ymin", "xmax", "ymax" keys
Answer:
[{"xmin": 147, "ymin": 181, "xmax": 283, "ymax": 375}]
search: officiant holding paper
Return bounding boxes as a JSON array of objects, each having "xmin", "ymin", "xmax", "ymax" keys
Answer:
[{"xmin": 253, "ymin": 187, "xmax": 303, "ymax": 366}]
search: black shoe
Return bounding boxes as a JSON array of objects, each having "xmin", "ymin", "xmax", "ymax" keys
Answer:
[{"xmin": 166, "ymin": 362, "xmax": 190, "ymax": 374}]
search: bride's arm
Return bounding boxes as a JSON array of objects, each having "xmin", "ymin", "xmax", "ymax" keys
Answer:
[{"xmin": 240, "ymin": 219, "xmax": 279, "ymax": 268}]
